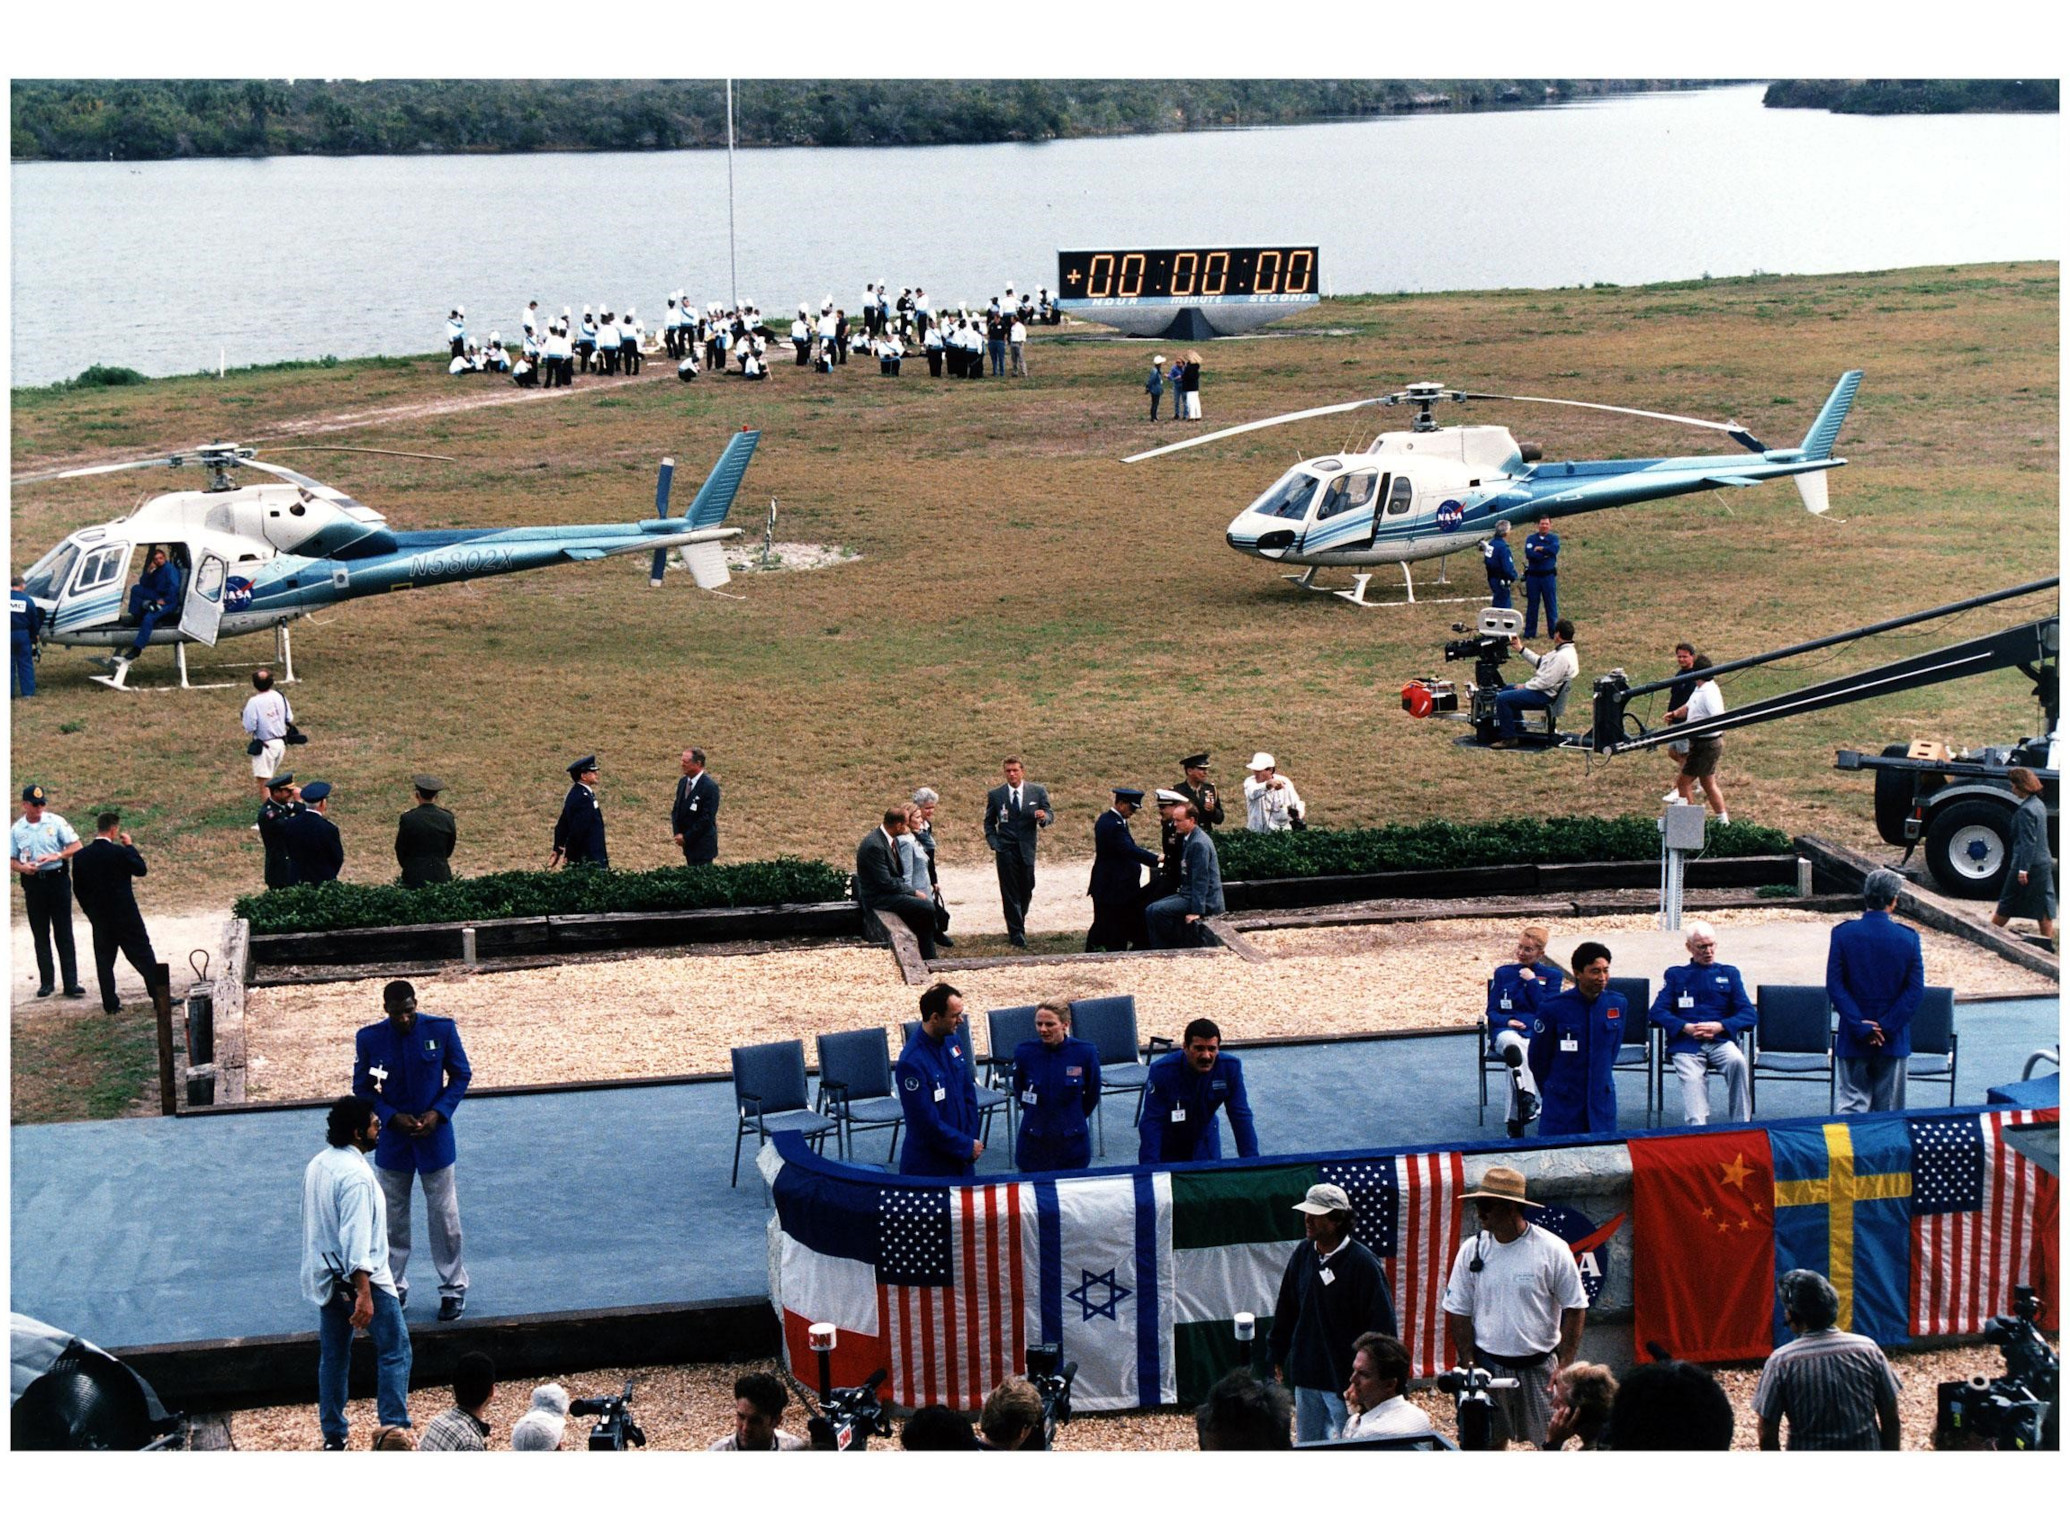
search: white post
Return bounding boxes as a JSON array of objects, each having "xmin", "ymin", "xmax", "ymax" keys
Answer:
[{"xmin": 219, "ymin": 347, "xmax": 225, "ymax": 379}]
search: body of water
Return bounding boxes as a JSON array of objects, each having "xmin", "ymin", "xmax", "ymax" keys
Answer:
[{"xmin": 9, "ymin": 85, "xmax": 2059, "ymax": 386}]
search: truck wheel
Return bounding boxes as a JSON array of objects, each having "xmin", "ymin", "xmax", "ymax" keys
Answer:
[
  {"xmin": 1923, "ymin": 798, "xmax": 2015, "ymax": 900},
  {"xmin": 1872, "ymin": 745, "xmax": 1914, "ymax": 844}
]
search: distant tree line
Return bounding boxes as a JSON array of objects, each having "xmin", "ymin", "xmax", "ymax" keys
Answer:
[
  {"xmin": 11, "ymin": 79, "xmax": 1712, "ymax": 161},
  {"xmin": 1764, "ymin": 79, "xmax": 2058, "ymax": 114}
]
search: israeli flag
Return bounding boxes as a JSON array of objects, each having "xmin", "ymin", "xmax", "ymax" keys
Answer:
[{"xmin": 1024, "ymin": 1171, "xmax": 1174, "ymax": 1411}]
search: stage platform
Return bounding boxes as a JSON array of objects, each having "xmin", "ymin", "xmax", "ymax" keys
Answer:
[{"xmin": 11, "ymin": 998, "xmax": 2057, "ymax": 1400}]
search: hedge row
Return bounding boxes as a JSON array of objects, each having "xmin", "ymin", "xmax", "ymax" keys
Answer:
[
  {"xmin": 233, "ymin": 858, "xmax": 850, "ymax": 935},
  {"xmin": 1214, "ymin": 815, "xmax": 1791, "ymax": 882}
]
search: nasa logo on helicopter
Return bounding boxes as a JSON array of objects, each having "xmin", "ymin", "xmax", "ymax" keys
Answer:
[{"xmin": 1126, "ymin": 372, "xmax": 1863, "ymax": 607}]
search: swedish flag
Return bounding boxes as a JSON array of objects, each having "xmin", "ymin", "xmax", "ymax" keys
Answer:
[{"xmin": 1770, "ymin": 1117, "xmax": 1914, "ymax": 1345}]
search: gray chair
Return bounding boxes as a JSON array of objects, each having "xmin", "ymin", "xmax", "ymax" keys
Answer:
[
  {"xmin": 1751, "ymin": 985, "xmax": 1837, "ymax": 1115},
  {"xmin": 814, "ymin": 1027, "xmax": 906, "ymax": 1161},
  {"xmin": 900, "ymin": 1019, "xmax": 1008, "ymax": 1148},
  {"xmin": 1907, "ymin": 986, "xmax": 1960, "ymax": 1106},
  {"xmin": 1606, "ymin": 976, "xmax": 1655, "ymax": 1121},
  {"xmin": 1073, "ymin": 995, "xmax": 1153, "ymax": 1152},
  {"xmin": 986, "ymin": 1004, "xmax": 1044, "ymax": 1148},
  {"xmin": 730, "ymin": 1040, "xmax": 839, "ymax": 1187}
]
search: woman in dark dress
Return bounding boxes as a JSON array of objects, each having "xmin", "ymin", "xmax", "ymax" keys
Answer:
[{"xmin": 1991, "ymin": 766, "xmax": 2056, "ymax": 942}]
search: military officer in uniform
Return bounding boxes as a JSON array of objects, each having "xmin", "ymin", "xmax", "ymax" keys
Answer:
[
  {"xmin": 1481, "ymin": 520, "xmax": 1518, "ymax": 609},
  {"xmin": 1139, "ymin": 1018, "xmax": 1259, "ymax": 1164},
  {"xmin": 671, "ymin": 747, "xmax": 720, "ymax": 866},
  {"xmin": 279, "ymin": 780, "xmax": 345, "ymax": 884},
  {"xmin": 895, "ymin": 983, "xmax": 985, "ymax": 1177},
  {"xmin": 1087, "ymin": 788, "xmax": 1159, "ymax": 952},
  {"xmin": 1486, "ymin": 925, "xmax": 1562, "ymax": 1137},
  {"xmin": 257, "ymin": 772, "xmax": 303, "ymax": 889},
  {"xmin": 71, "ymin": 809, "xmax": 162, "ymax": 1015},
  {"xmin": 1522, "ymin": 515, "xmax": 1560, "ymax": 640},
  {"xmin": 1010, "ymin": 1000, "xmax": 1102, "ymax": 1171},
  {"xmin": 1528, "ymin": 942, "xmax": 1626, "ymax": 1137},
  {"xmin": 395, "ymin": 775, "xmax": 456, "ymax": 889},
  {"xmin": 550, "ymin": 755, "xmax": 608, "ymax": 869},
  {"xmin": 11, "ymin": 784, "xmax": 86, "ymax": 998},
  {"xmin": 1174, "ymin": 752, "xmax": 1225, "ymax": 833}
]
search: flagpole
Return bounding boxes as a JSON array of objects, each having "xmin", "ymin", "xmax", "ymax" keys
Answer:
[{"xmin": 726, "ymin": 78, "xmax": 738, "ymax": 312}]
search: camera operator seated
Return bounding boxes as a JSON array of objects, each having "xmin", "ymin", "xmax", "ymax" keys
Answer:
[
  {"xmin": 979, "ymin": 1376, "xmax": 1044, "ymax": 1450},
  {"xmin": 1489, "ymin": 617, "xmax": 1578, "ymax": 749},
  {"xmin": 710, "ymin": 1372, "xmax": 807, "ymax": 1451},
  {"xmin": 1340, "ymin": 1333, "xmax": 1433, "ymax": 1442},
  {"xmin": 1756, "ymin": 1269, "xmax": 1901, "ymax": 1450}
]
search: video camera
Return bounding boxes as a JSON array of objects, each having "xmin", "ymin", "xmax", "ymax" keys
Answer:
[
  {"xmin": 1401, "ymin": 607, "xmax": 1525, "ymax": 745},
  {"xmin": 1434, "ymin": 1364, "xmax": 1520, "ymax": 1452},
  {"xmin": 1024, "ymin": 1341, "xmax": 1081, "ymax": 1450},
  {"xmin": 568, "ymin": 1380, "xmax": 646, "ymax": 1451},
  {"xmin": 790, "ymin": 1322, "xmax": 894, "ymax": 1451},
  {"xmin": 1934, "ymin": 1285, "xmax": 2058, "ymax": 1451}
]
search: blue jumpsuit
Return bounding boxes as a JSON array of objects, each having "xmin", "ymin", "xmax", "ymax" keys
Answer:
[
  {"xmin": 1522, "ymin": 529, "xmax": 1559, "ymax": 638},
  {"xmin": 127, "ymin": 559, "xmax": 181, "ymax": 653},
  {"xmin": 1482, "ymin": 536, "xmax": 1517, "ymax": 608},
  {"xmin": 895, "ymin": 1026, "xmax": 983, "ymax": 1177},
  {"xmin": 1138, "ymin": 1052, "xmax": 1259, "ymax": 1164},
  {"xmin": 1485, "ymin": 959, "xmax": 1563, "ymax": 1056},
  {"xmin": 11, "ymin": 589, "xmax": 42, "ymax": 698},
  {"xmin": 1527, "ymin": 985, "xmax": 1628, "ymax": 1137},
  {"xmin": 1010, "ymin": 1036, "xmax": 1102, "ymax": 1171}
]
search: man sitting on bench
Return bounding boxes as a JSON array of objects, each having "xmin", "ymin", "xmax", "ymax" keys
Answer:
[{"xmin": 1491, "ymin": 618, "xmax": 1578, "ymax": 749}]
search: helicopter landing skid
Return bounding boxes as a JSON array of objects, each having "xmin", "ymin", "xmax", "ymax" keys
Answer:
[
  {"xmin": 1284, "ymin": 561, "xmax": 1475, "ymax": 608},
  {"xmin": 86, "ymin": 641, "xmax": 242, "ymax": 693}
]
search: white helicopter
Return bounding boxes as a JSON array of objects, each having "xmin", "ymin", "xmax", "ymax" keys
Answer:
[
  {"xmin": 11, "ymin": 431, "xmax": 759, "ymax": 691},
  {"xmin": 1124, "ymin": 372, "xmax": 1862, "ymax": 605}
]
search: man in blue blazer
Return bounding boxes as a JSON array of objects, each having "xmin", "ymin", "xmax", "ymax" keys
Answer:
[
  {"xmin": 1087, "ymin": 788, "xmax": 1159, "ymax": 951},
  {"xmin": 1826, "ymin": 869, "xmax": 1924, "ymax": 1113}
]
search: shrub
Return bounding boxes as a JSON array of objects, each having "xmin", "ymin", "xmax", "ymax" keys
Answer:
[
  {"xmin": 234, "ymin": 856, "xmax": 850, "ymax": 934},
  {"xmin": 73, "ymin": 364, "xmax": 151, "ymax": 388},
  {"xmin": 1215, "ymin": 815, "xmax": 1791, "ymax": 882}
]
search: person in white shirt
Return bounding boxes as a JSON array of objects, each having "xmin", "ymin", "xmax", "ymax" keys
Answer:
[
  {"xmin": 444, "ymin": 307, "xmax": 465, "ymax": 357},
  {"xmin": 1009, "ymin": 316, "xmax": 1028, "ymax": 377},
  {"xmin": 1665, "ymin": 651, "xmax": 1730, "ymax": 822},
  {"xmin": 1340, "ymin": 1331, "xmax": 1434, "ymax": 1441},
  {"xmin": 710, "ymin": 1372, "xmax": 809, "ymax": 1451},
  {"xmin": 1440, "ymin": 1165, "xmax": 1588, "ymax": 1448},
  {"xmin": 241, "ymin": 666, "xmax": 294, "ymax": 794},
  {"xmin": 303, "ymin": 1095, "xmax": 413, "ymax": 1450},
  {"xmin": 1242, "ymin": 752, "xmax": 1306, "ymax": 832},
  {"xmin": 595, "ymin": 311, "xmax": 621, "ymax": 374},
  {"xmin": 1491, "ymin": 618, "xmax": 1579, "ymax": 748}
]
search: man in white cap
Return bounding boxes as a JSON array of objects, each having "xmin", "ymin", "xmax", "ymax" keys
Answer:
[
  {"xmin": 1146, "ymin": 355, "xmax": 1167, "ymax": 420},
  {"xmin": 1242, "ymin": 752, "xmax": 1305, "ymax": 832},
  {"xmin": 510, "ymin": 1382, "xmax": 570, "ymax": 1450},
  {"xmin": 1440, "ymin": 1165, "xmax": 1587, "ymax": 1449},
  {"xmin": 1267, "ymin": 1182, "xmax": 1397, "ymax": 1443}
]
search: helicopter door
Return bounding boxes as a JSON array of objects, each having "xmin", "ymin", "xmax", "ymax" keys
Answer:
[{"xmin": 177, "ymin": 552, "xmax": 229, "ymax": 647}]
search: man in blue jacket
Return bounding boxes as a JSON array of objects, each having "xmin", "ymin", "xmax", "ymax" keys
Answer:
[
  {"xmin": 1487, "ymin": 925, "xmax": 1562, "ymax": 1137},
  {"xmin": 1826, "ymin": 869, "xmax": 1925, "ymax": 1114},
  {"xmin": 896, "ymin": 982, "xmax": 985, "ymax": 1177},
  {"xmin": 1139, "ymin": 1018, "xmax": 1258, "ymax": 1163},
  {"xmin": 11, "ymin": 574, "xmax": 43, "ymax": 698},
  {"xmin": 1010, "ymin": 1000, "xmax": 1102, "ymax": 1171},
  {"xmin": 1087, "ymin": 788, "xmax": 1160, "ymax": 951},
  {"xmin": 354, "ymin": 979, "xmax": 473, "ymax": 1320},
  {"xmin": 1649, "ymin": 920, "xmax": 1754, "ymax": 1124},
  {"xmin": 1528, "ymin": 942, "xmax": 1627, "ymax": 1137},
  {"xmin": 1481, "ymin": 520, "xmax": 1517, "ymax": 608},
  {"xmin": 120, "ymin": 545, "xmax": 182, "ymax": 663},
  {"xmin": 1522, "ymin": 515, "xmax": 1560, "ymax": 639}
]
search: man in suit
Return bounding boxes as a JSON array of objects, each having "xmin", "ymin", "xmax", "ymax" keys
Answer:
[
  {"xmin": 983, "ymin": 757, "xmax": 1051, "ymax": 949},
  {"xmin": 671, "ymin": 747, "xmax": 720, "ymax": 866},
  {"xmin": 1145, "ymin": 801, "xmax": 1225, "ymax": 948},
  {"xmin": 1826, "ymin": 868, "xmax": 1925, "ymax": 1113},
  {"xmin": 856, "ymin": 807, "xmax": 938, "ymax": 959},
  {"xmin": 280, "ymin": 780, "xmax": 345, "ymax": 884},
  {"xmin": 70, "ymin": 810, "xmax": 162, "ymax": 1015},
  {"xmin": 394, "ymin": 775, "xmax": 456, "ymax": 888},
  {"xmin": 550, "ymin": 756, "xmax": 608, "ymax": 869},
  {"xmin": 1087, "ymin": 788, "xmax": 1159, "ymax": 952}
]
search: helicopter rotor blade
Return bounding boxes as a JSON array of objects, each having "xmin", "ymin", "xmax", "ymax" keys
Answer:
[
  {"xmin": 1458, "ymin": 392, "xmax": 1767, "ymax": 450},
  {"xmin": 247, "ymin": 444, "xmax": 456, "ymax": 462},
  {"xmin": 10, "ymin": 454, "xmax": 185, "ymax": 486},
  {"xmin": 1122, "ymin": 398, "xmax": 1392, "ymax": 464}
]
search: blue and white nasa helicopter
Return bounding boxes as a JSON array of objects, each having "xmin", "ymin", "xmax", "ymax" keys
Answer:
[
  {"xmin": 1124, "ymin": 372, "xmax": 1862, "ymax": 606},
  {"xmin": 12, "ymin": 430, "xmax": 760, "ymax": 690}
]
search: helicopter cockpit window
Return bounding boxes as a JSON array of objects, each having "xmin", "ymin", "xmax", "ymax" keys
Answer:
[
  {"xmin": 70, "ymin": 544, "xmax": 132, "ymax": 593},
  {"xmin": 1318, "ymin": 471, "xmax": 1379, "ymax": 520},
  {"xmin": 1245, "ymin": 469, "xmax": 1321, "ymax": 522},
  {"xmin": 20, "ymin": 541, "xmax": 81, "ymax": 602},
  {"xmin": 1382, "ymin": 475, "xmax": 1415, "ymax": 517}
]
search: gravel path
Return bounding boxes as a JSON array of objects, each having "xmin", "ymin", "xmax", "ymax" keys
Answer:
[{"xmin": 241, "ymin": 909, "xmax": 2050, "ymax": 1100}]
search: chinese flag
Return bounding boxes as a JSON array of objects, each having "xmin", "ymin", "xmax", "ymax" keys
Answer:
[{"xmin": 1630, "ymin": 1129, "xmax": 1777, "ymax": 1363}]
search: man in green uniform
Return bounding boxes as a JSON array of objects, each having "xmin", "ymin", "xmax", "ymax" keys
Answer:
[
  {"xmin": 1174, "ymin": 752, "xmax": 1226, "ymax": 833},
  {"xmin": 395, "ymin": 774, "xmax": 457, "ymax": 889},
  {"xmin": 258, "ymin": 772, "xmax": 303, "ymax": 889}
]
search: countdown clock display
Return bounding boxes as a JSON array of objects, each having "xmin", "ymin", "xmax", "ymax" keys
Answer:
[{"xmin": 1054, "ymin": 244, "xmax": 1321, "ymax": 337}]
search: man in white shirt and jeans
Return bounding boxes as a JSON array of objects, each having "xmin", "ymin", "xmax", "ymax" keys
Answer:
[
  {"xmin": 1441, "ymin": 1165, "xmax": 1588, "ymax": 1448},
  {"xmin": 1491, "ymin": 618, "xmax": 1579, "ymax": 748},
  {"xmin": 302, "ymin": 1095, "xmax": 414, "ymax": 1450},
  {"xmin": 241, "ymin": 667, "xmax": 293, "ymax": 797}
]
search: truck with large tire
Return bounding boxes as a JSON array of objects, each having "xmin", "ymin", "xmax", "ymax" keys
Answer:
[{"xmin": 1841, "ymin": 733, "xmax": 2058, "ymax": 900}]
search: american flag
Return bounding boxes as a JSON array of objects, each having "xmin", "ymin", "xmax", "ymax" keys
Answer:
[
  {"xmin": 1909, "ymin": 1109, "xmax": 2056, "ymax": 1338},
  {"xmin": 877, "ymin": 1181, "xmax": 1027, "ymax": 1409},
  {"xmin": 1333, "ymin": 1151, "xmax": 1466, "ymax": 1376}
]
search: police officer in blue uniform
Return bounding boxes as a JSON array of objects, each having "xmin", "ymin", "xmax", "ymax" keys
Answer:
[
  {"xmin": 550, "ymin": 755, "xmax": 608, "ymax": 868},
  {"xmin": 1527, "ymin": 941, "xmax": 1625, "ymax": 1137},
  {"xmin": 11, "ymin": 574, "xmax": 43, "ymax": 698},
  {"xmin": 1139, "ymin": 1018, "xmax": 1259, "ymax": 1164},
  {"xmin": 1087, "ymin": 787, "xmax": 1159, "ymax": 952},
  {"xmin": 1487, "ymin": 925, "xmax": 1563, "ymax": 1137},
  {"xmin": 1522, "ymin": 515, "xmax": 1560, "ymax": 639},
  {"xmin": 896, "ymin": 982, "xmax": 985, "ymax": 1177},
  {"xmin": 277, "ymin": 779, "xmax": 344, "ymax": 883},
  {"xmin": 1648, "ymin": 919, "xmax": 1754, "ymax": 1124},
  {"xmin": 1481, "ymin": 520, "xmax": 1518, "ymax": 609},
  {"xmin": 353, "ymin": 978, "xmax": 472, "ymax": 1320},
  {"xmin": 1010, "ymin": 1000, "xmax": 1102, "ymax": 1171}
]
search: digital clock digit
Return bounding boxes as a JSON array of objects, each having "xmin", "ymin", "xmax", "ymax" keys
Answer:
[{"xmin": 1056, "ymin": 246, "xmax": 1320, "ymax": 302}]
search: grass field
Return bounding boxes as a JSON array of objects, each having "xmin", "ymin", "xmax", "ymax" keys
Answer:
[{"xmin": 9, "ymin": 263, "xmax": 2059, "ymax": 921}]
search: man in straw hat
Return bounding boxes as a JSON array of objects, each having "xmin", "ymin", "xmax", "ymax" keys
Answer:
[{"xmin": 1440, "ymin": 1165, "xmax": 1588, "ymax": 1449}]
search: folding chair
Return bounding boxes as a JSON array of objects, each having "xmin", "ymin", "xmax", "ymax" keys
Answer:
[
  {"xmin": 1751, "ymin": 985, "xmax": 1837, "ymax": 1116},
  {"xmin": 1907, "ymin": 986, "xmax": 1960, "ymax": 1107},
  {"xmin": 900, "ymin": 1018, "xmax": 1009, "ymax": 1148},
  {"xmin": 730, "ymin": 1040, "xmax": 839, "ymax": 1187},
  {"xmin": 986, "ymin": 1004, "xmax": 1043, "ymax": 1147},
  {"xmin": 1606, "ymin": 976, "xmax": 1655, "ymax": 1121},
  {"xmin": 814, "ymin": 1027, "xmax": 906, "ymax": 1161},
  {"xmin": 1072, "ymin": 995, "xmax": 1154, "ymax": 1154}
]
